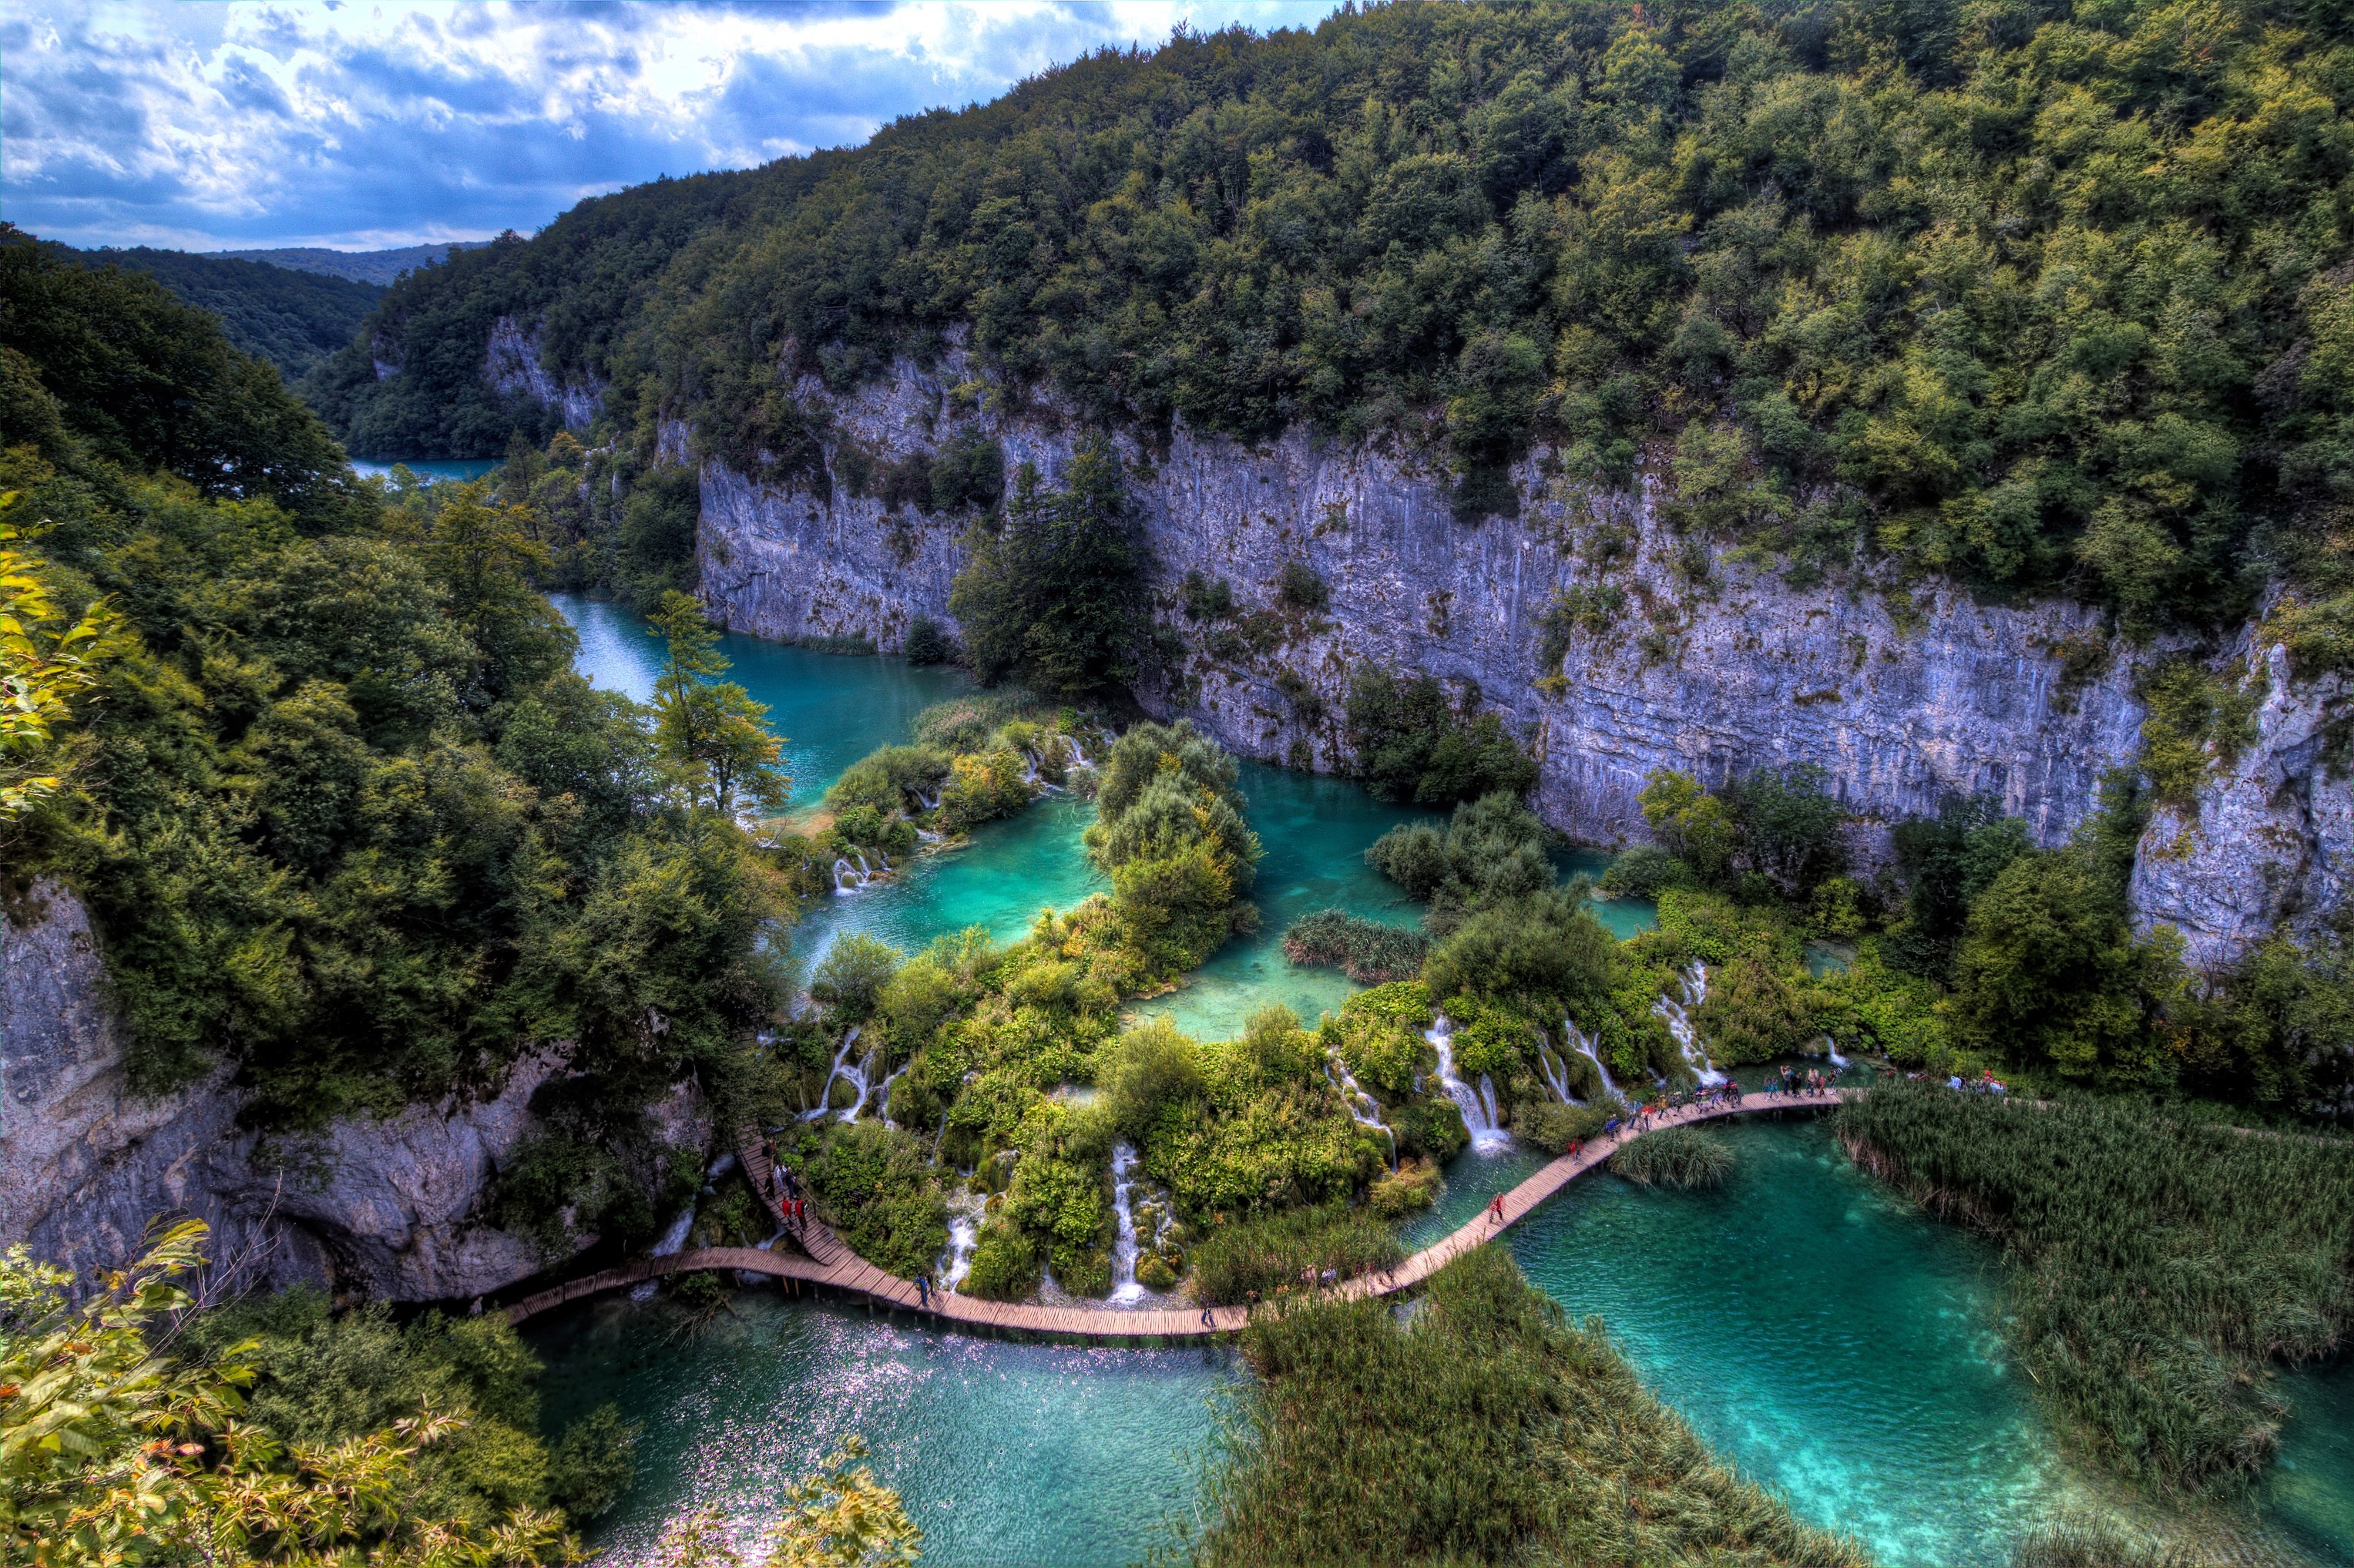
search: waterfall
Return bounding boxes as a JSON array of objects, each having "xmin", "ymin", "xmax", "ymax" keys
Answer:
[
  {"xmin": 874, "ymin": 1057, "xmax": 912, "ymax": 1126},
  {"xmin": 1651, "ymin": 960, "xmax": 1728, "ymax": 1086},
  {"xmin": 1325, "ymin": 1054, "xmax": 1399, "ymax": 1169},
  {"xmin": 1109, "ymin": 1143, "xmax": 1147, "ymax": 1304},
  {"xmin": 915, "ymin": 825, "xmax": 943, "ymax": 844},
  {"xmin": 1425, "ymin": 1017, "xmax": 1509, "ymax": 1150},
  {"xmin": 913, "ymin": 786, "xmax": 941, "ymax": 812},
  {"xmin": 1065, "ymin": 736, "xmax": 1093, "ymax": 771},
  {"xmin": 1824, "ymin": 1036, "xmax": 1850, "ymax": 1068},
  {"xmin": 798, "ymin": 1029, "xmax": 863, "ymax": 1121},
  {"xmin": 631, "ymin": 1201, "xmax": 698, "ymax": 1300},
  {"xmin": 938, "ymin": 1193, "xmax": 986, "ymax": 1294},
  {"xmin": 1567, "ymin": 1021, "xmax": 1620, "ymax": 1101},
  {"xmin": 1536, "ymin": 1041, "xmax": 1580, "ymax": 1104}
]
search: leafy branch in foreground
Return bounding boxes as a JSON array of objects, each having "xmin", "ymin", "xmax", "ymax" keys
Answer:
[
  {"xmin": 0, "ymin": 496, "xmax": 119, "ymax": 824},
  {"xmin": 654, "ymin": 1436, "xmax": 922, "ymax": 1568},
  {"xmin": 0, "ymin": 1219, "xmax": 578, "ymax": 1567}
]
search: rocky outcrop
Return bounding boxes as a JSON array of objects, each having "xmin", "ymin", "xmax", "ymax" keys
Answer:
[
  {"xmin": 485, "ymin": 316, "xmax": 603, "ymax": 431},
  {"xmin": 2130, "ymin": 643, "xmax": 2353, "ymax": 969},
  {"xmin": 0, "ymin": 882, "xmax": 705, "ymax": 1299},
  {"xmin": 687, "ymin": 352, "xmax": 2349, "ymax": 963}
]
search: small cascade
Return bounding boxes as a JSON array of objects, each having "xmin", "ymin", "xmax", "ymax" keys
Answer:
[
  {"xmin": 1425, "ymin": 1016, "xmax": 1509, "ymax": 1150},
  {"xmin": 1018, "ymin": 749, "xmax": 1044, "ymax": 787},
  {"xmin": 937, "ymin": 1192, "xmax": 986, "ymax": 1294},
  {"xmin": 1651, "ymin": 960, "xmax": 1728, "ymax": 1086},
  {"xmin": 798, "ymin": 1029, "xmax": 863, "ymax": 1121},
  {"xmin": 915, "ymin": 825, "xmax": 944, "ymax": 844},
  {"xmin": 1824, "ymin": 1036, "xmax": 1850, "ymax": 1069},
  {"xmin": 1109, "ymin": 1143, "xmax": 1148, "ymax": 1304},
  {"xmin": 1536, "ymin": 1039, "xmax": 1580, "ymax": 1104},
  {"xmin": 873, "ymin": 1058, "xmax": 912, "ymax": 1126},
  {"xmin": 632, "ymin": 1201, "xmax": 698, "ymax": 1300},
  {"xmin": 1064, "ymin": 735, "xmax": 1093, "ymax": 771},
  {"xmin": 1567, "ymin": 1021, "xmax": 1620, "ymax": 1101},
  {"xmin": 912, "ymin": 786, "xmax": 942, "ymax": 812},
  {"xmin": 1325, "ymin": 1054, "xmax": 1399, "ymax": 1169}
]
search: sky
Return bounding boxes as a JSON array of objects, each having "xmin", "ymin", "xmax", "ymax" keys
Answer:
[{"xmin": 1, "ymin": 1, "xmax": 1342, "ymax": 253}]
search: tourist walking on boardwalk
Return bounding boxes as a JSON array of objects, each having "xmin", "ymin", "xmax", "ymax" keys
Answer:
[
  {"xmin": 918, "ymin": 1274, "xmax": 931, "ymax": 1311},
  {"xmin": 1489, "ymin": 1194, "xmax": 1505, "ymax": 1225}
]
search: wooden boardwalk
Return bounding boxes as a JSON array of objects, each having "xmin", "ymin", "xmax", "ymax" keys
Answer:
[{"xmin": 505, "ymin": 1089, "xmax": 1850, "ymax": 1338}]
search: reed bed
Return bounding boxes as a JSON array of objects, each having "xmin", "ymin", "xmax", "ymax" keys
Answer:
[
  {"xmin": 1179, "ymin": 1246, "xmax": 1869, "ymax": 1568},
  {"xmin": 1281, "ymin": 908, "xmax": 1431, "ymax": 985},
  {"xmin": 1609, "ymin": 1126, "xmax": 1734, "ymax": 1190},
  {"xmin": 1836, "ymin": 1080, "xmax": 2354, "ymax": 1495},
  {"xmin": 1188, "ymin": 1203, "xmax": 1405, "ymax": 1307}
]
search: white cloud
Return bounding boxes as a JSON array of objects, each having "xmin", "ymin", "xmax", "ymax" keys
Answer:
[{"xmin": 0, "ymin": 0, "xmax": 1341, "ymax": 250}]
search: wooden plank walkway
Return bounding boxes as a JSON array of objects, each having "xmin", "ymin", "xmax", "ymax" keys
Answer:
[{"xmin": 505, "ymin": 1089, "xmax": 1851, "ymax": 1337}]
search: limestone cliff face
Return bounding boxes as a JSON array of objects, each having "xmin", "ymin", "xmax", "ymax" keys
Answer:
[
  {"xmin": 2130, "ymin": 641, "xmax": 2353, "ymax": 969},
  {"xmin": 484, "ymin": 316, "xmax": 603, "ymax": 432},
  {"xmin": 0, "ymin": 882, "xmax": 704, "ymax": 1299},
  {"xmin": 683, "ymin": 354, "xmax": 2343, "ymax": 964}
]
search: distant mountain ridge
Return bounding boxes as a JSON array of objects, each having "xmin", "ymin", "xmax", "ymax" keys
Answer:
[
  {"xmin": 42, "ymin": 240, "xmax": 384, "ymax": 384},
  {"xmin": 211, "ymin": 241, "xmax": 490, "ymax": 286}
]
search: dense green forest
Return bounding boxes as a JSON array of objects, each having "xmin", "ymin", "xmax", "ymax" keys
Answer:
[
  {"xmin": 43, "ymin": 240, "xmax": 384, "ymax": 382},
  {"xmin": 318, "ymin": 0, "xmax": 2353, "ymax": 634},
  {"xmin": 0, "ymin": 230, "xmax": 786, "ymax": 1247}
]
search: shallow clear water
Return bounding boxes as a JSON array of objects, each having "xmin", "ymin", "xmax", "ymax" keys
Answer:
[{"xmin": 529, "ymin": 1293, "xmax": 1237, "ymax": 1567}]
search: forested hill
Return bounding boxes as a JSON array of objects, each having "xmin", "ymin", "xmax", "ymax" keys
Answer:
[
  {"xmin": 316, "ymin": 0, "xmax": 2354, "ymax": 635},
  {"xmin": 45, "ymin": 241, "xmax": 384, "ymax": 383},
  {"xmin": 0, "ymin": 229, "xmax": 782, "ymax": 1151}
]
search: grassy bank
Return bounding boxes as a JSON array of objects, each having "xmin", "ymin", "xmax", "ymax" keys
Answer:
[
  {"xmin": 1835, "ymin": 1080, "xmax": 2354, "ymax": 1494},
  {"xmin": 1181, "ymin": 1245, "xmax": 1867, "ymax": 1567}
]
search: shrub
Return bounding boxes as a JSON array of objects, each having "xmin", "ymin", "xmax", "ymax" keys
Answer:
[
  {"xmin": 961, "ymin": 1218, "xmax": 1040, "ymax": 1301},
  {"xmin": 1188, "ymin": 1202, "xmax": 1405, "ymax": 1306},
  {"xmin": 1609, "ymin": 1126, "xmax": 1733, "ymax": 1189},
  {"xmin": 1344, "ymin": 669, "xmax": 1536, "ymax": 807},
  {"xmin": 904, "ymin": 614, "xmax": 952, "ymax": 665},
  {"xmin": 804, "ymin": 1121, "xmax": 948, "ymax": 1279},
  {"xmin": 1276, "ymin": 558, "xmax": 1329, "ymax": 612},
  {"xmin": 1515, "ymin": 1100, "xmax": 1612, "ymax": 1153},
  {"xmin": 1181, "ymin": 570, "xmax": 1234, "ymax": 620},
  {"xmin": 1281, "ymin": 908, "xmax": 1429, "ymax": 984},
  {"xmin": 1366, "ymin": 1157, "xmax": 1443, "ymax": 1218}
]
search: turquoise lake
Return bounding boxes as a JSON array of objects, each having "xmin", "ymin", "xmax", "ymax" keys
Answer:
[{"xmin": 540, "ymin": 595, "xmax": 2354, "ymax": 1567}]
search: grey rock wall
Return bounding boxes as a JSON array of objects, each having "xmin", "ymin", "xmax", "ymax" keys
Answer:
[
  {"xmin": 683, "ymin": 355, "xmax": 2346, "ymax": 964},
  {"xmin": 2130, "ymin": 641, "xmax": 2353, "ymax": 969},
  {"xmin": 485, "ymin": 316, "xmax": 603, "ymax": 431},
  {"xmin": 0, "ymin": 882, "xmax": 700, "ymax": 1300}
]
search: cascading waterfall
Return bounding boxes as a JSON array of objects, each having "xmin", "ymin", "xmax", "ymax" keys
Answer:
[
  {"xmin": 1824, "ymin": 1036, "xmax": 1850, "ymax": 1069},
  {"xmin": 798, "ymin": 1029, "xmax": 863, "ymax": 1121},
  {"xmin": 873, "ymin": 1059, "xmax": 911, "ymax": 1126},
  {"xmin": 1651, "ymin": 960, "xmax": 1728, "ymax": 1086},
  {"xmin": 1425, "ymin": 1016, "xmax": 1509, "ymax": 1150},
  {"xmin": 1567, "ymin": 1021, "xmax": 1620, "ymax": 1101},
  {"xmin": 937, "ymin": 1192, "xmax": 986, "ymax": 1294},
  {"xmin": 1109, "ymin": 1143, "xmax": 1148, "ymax": 1304},
  {"xmin": 632, "ymin": 1201, "xmax": 699, "ymax": 1300},
  {"xmin": 1325, "ymin": 1055, "xmax": 1399, "ymax": 1169},
  {"xmin": 1536, "ymin": 1039, "xmax": 1580, "ymax": 1104}
]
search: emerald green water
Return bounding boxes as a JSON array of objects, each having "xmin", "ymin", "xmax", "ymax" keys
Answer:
[
  {"xmin": 557, "ymin": 595, "xmax": 971, "ymax": 811},
  {"xmin": 537, "ymin": 597, "xmax": 2352, "ymax": 1567}
]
